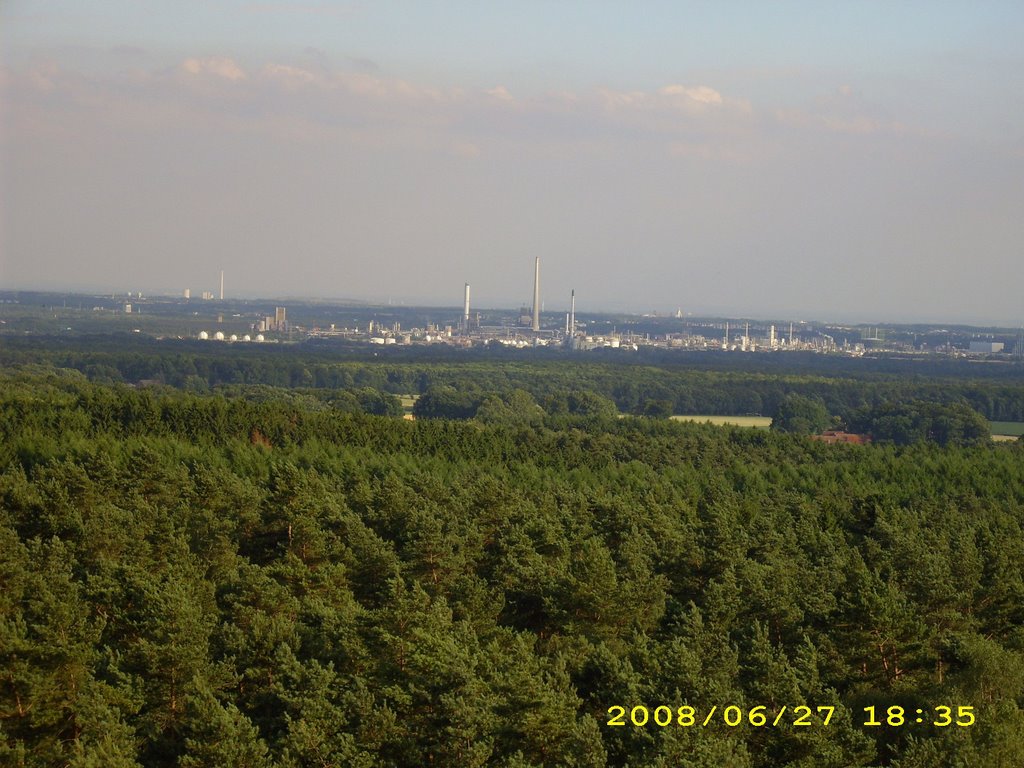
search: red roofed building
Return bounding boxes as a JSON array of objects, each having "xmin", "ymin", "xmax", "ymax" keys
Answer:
[{"xmin": 811, "ymin": 430, "xmax": 872, "ymax": 445}]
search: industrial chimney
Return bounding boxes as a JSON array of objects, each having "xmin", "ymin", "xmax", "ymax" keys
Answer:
[
  {"xmin": 463, "ymin": 283, "xmax": 471, "ymax": 329},
  {"xmin": 531, "ymin": 257, "xmax": 540, "ymax": 332}
]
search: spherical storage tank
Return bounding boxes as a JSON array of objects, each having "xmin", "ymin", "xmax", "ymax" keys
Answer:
[
  {"xmin": 198, "ymin": 331, "xmax": 209, "ymax": 340},
  {"xmin": 214, "ymin": 331, "xmax": 225, "ymax": 340}
]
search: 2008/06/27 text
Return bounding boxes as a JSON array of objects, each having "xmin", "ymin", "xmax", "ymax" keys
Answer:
[{"xmin": 606, "ymin": 705, "xmax": 976, "ymax": 728}]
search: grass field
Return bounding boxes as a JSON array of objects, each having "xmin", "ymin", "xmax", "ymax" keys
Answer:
[
  {"xmin": 990, "ymin": 421, "xmax": 1024, "ymax": 437},
  {"xmin": 399, "ymin": 395, "xmax": 418, "ymax": 420},
  {"xmin": 671, "ymin": 415, "xmax": 773, "ymax": 429},
  {"xmin": 401, "ymin": 400, "xmax": 1021, "ymax": 438},
  {"xmin": 669, "ymin": 417, "xmax": 1024, "ymax": 439}
]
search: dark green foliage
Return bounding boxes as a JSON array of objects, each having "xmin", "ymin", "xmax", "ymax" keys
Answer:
[
  {"xmin": 637, "ymin": 398, "xmax": 674, "ymax": 419},
  {"xmin": 8, "ymin": 332, "xmax": 1024, "ymax": 419},
  {"xmin": 770, "ymin": 394, "xmax": 832, "ymax": 435},
  {"xmin": 412, "ymin": 385, "xmax": 482, "ymax": 419},
  {"xmin": 543, "ymin": 390, "xmax": 620, "ymax": 421},
  {"xmin": 1, "ymin": 365, "xmax": 1023, "ymax": 765},
  {"xmin": 475, "ymin": 389, "xmax": 546, "ymax": 428},
  {"xmin": 846, "ymin": 401, "xmax": 991, "ymax": 446}
]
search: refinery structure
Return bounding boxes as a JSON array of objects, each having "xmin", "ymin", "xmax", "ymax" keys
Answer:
[
  {"xmin": 294, "ymin": 257, "xmax": 846, "ymax": 354},
  {"xmin": 130, "ymin": 260, "xmax": 1017, "ymax": 358}
]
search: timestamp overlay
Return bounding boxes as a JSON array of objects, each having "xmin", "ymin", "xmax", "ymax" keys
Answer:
[{"xmin": 605, "ymin": 704, "xmax": 977, "ymax": 729}]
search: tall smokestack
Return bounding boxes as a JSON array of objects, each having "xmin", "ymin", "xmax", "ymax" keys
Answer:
[
  {"xmin": 531, "ymin": 257, "xmax": 540, "ymax": 331},
  {"xmin": 569, "ymin": 289, "xmax": 575, "ymax": 337},
  {"xmin": 463, "ymin": 283, "xmax": 470, "ymax": 328},
  {"xmin": 219, "ymin": 270, "xmax": 224, "ymax": 301}
]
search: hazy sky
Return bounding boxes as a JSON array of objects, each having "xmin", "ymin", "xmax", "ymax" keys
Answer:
[{"xmin": 2, "ymin": 1, "xmax": 1023, "ymax": 323}]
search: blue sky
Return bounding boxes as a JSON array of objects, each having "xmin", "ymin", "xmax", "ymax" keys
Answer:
[
  {"xmin": 8, "ymin": 2, "xmax": 1020, "ymax": 82},
  {"xmin": 3, "ymin": 1, "xmax": 1024, "ymax": 322}
]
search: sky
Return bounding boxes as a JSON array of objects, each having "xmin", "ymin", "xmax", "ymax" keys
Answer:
[{"xmin": 2, "ymin": 1, "xmax": 1023, "ymax": 324}]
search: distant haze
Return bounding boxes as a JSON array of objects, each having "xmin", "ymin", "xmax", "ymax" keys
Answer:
[{"xmin": 2, "ymin": 2, "xmax": 1023, "ymax": 325}]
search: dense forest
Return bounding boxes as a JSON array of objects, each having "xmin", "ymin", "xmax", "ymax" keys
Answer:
[
  {"xmin": 4, "ymin": 335, "xmax": 1024, "ymax": 420},
  {"xmin": 2, "ymin": 356, "xmax": 1023, "ymax": 766}
]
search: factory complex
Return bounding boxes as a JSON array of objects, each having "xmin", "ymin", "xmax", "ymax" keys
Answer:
[{"xmin": 92, "ymin": 260, "xmax": 1023, "ymax": 359}]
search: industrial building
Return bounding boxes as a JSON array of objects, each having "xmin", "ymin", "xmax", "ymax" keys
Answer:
[
  {"xmin": 968, "ymin": 341, "xmax": 1005, "ymax": 354},
  {"xmin": 532, "ymin": 257, "xmax": 541, "ymax": 332},
  {"xmin": 256, "ymin": 307, "xmax": 289, "ymax": 333}
]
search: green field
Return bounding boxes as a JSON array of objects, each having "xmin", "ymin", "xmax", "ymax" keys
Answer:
[
  {"xmin": 669, "ymin": 417, "xmax": 1024, "ymax": 438},
  {"xmin": 990, "ymin": 421, "xmax": 1024, "ymax": 437},
  {"xmin": 671, "ymin": 414, "xmax": 773, "ymax": 429},
  {"xmin": 398, "ymin": 395, "xmax": 418, "ymax": 419}
]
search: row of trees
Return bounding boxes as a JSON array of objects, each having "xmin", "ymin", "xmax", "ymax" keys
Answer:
[
  {"xmin": 413, "ymin": 386, "xmax": 620, "ymax": 423},
  {"xmin": 2, "ymin": 369, "xmax": 1024, "ymax": 765},
  {"xmin": 769, "ymin": 395, "xmax": 993, "ymax": 447},
  {"xmin": 4, "ymin": 335, "xmax": 1024, "ymax": 419},
  {"xmin": 845, "ymin": 401, "xmax": 992, "ymax": 446}
]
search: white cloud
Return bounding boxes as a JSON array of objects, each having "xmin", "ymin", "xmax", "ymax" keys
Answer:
[
  {"xmin": 658, "ymin": 84, "xmax": 723, "ymax": 105},
  {"xmin": 595, "ymin": 83, "xmax": 750, "ymax": 124},
  {"xmin": 181, "ymin": 57, "xmax": 246, "ymax": 81},
  {"xmin": 485, "ymin": 85, "xmax": 514, "ymax": 103},
  {"xmin": 330, "ymin": 70, "xmax": 456, "ymax": 104},
  {"xmin": 597, "ymin": 87, "xmax": 641, "ymax": 109},
  {"xmin": 775, "ymin": 107, "xmax": 912, "ymax": 137},
  {"xmin": 4, "ymin": 56, "xmax": 755, "ymax": 161},
  {"xmin": 262, "ymin": 63, "xmax": 319, "ymax": 85}
]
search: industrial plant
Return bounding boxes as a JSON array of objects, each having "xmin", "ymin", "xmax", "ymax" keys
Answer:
[
  {"xmin": 185, "ymin": 258, "xmax": 1011, "ymax": 359},
  {"xmin": 294, "ymin": 258, "xmax": 850, "ymax": 354},
  {"xmin": 35, "ymin": 260, "xmax": 1019, "ymax": 359}
]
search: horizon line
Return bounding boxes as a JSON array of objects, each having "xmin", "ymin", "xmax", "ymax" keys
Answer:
[{"xmin": 2, "ymin": 287, "xmax": 1022, "ymax": 331}]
